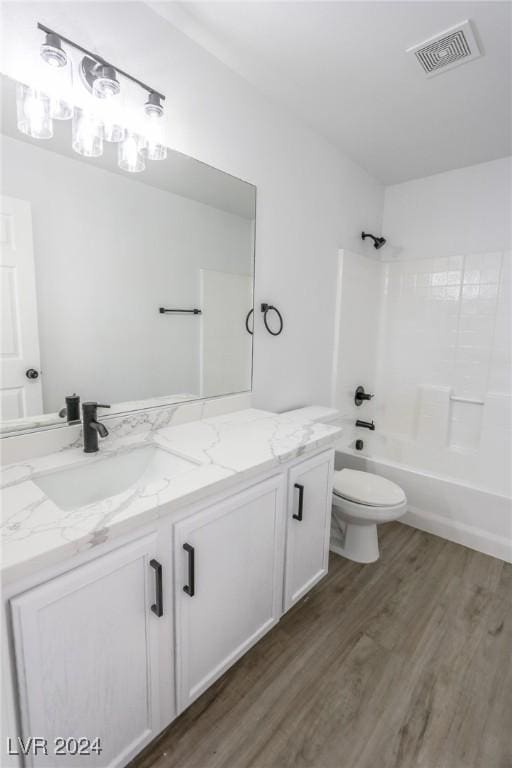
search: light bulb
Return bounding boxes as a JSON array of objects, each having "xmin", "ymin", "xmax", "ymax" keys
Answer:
[
  {"xmin": 72, "ymin": 107, "xmax": 103, "ymax": 157},
  {"xmin": 16, "ymin": 83, "xmax": 53, "ymax": 139},
  {"xmin": 118, "ymin": 132, "xmax": 145, "ymax": 172}
]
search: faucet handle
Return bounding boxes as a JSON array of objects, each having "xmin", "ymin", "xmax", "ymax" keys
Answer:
[
  {"xmin": 355, "ymin": 386, "xmax": 375, "ymax": 406},
  {"xmin": 97, "ymin": 404, "xmax": 111, "ymax": 409}
]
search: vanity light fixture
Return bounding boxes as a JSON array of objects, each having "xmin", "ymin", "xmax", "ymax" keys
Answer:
[{"xmin": 16, "ymin": 22, "xmax": 167, "ymax": 172}]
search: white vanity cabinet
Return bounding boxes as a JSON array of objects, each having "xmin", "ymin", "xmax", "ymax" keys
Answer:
[
  {"xmin": 9, "ymin": 532, "xmax": 173, "ymax": 768},
  {"xmin": 284, "ymin": 451, "xmax": 334, "ymax": 610},
  {"xmin": 4, "ymin": 444, "xmax": 336, "ymax": 767},
  {"xmin": 173, "ymin": 475, "xmax": 286, "ymax": 711}
]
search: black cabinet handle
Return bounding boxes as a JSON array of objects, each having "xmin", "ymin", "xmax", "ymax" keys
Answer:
[
  {"xmin": 149, "ymin": 559, "xmax": 163, "ymax": 617},
  {"xmin": 183, "ymin": 543, "xmax": 195, "ymax": 597},
  {"xmin": 293, "ymin": 483, "xmax": 304, "ymax": 521}
]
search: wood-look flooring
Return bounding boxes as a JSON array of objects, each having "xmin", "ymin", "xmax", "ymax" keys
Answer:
[{"xmin": 131, "ymin": 523, "xmax": 512, "ymax": 768}]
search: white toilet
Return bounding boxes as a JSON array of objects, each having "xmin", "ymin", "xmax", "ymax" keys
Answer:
[{"xmin": 331, "ymin": 469, "xmax": 407, "ymax": 563}]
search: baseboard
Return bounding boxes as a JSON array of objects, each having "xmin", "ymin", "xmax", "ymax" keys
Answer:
[{"xmin": 402, "ymin": 505, "xmax": 512, "ymax": 563}]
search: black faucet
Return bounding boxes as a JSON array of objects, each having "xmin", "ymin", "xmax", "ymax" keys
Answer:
[
  {"xmin": 355, "ymin": 419, "xmax": 375, "ymax": 431},
  {"xmin": 82, "ymin": 402, "xmax": 111, "ymax": 453},
  {"xmin": 58, "ymin": 393, "xmax": 81, "ymax": 424}
]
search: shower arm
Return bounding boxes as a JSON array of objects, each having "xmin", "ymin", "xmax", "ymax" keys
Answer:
[
  {"xmin": 361, "ymin": 232, "xmax": 378, "ymax": 247},
  {"xmin": 361, "ymin": 231, "xmax": 386, "ymax": 249}
]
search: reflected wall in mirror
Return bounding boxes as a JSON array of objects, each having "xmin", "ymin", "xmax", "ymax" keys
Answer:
[{"xmin": 0, "ymin": 75, "xmax": 255, "ymax": 434}]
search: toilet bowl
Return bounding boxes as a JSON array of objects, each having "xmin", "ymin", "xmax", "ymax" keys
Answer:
[{"xmin": 331, "ymin": 468, "xmax": 407, "ymax": 563}]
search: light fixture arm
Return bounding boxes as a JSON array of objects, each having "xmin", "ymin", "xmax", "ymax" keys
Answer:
[{"xmin": 36, "ymin": 22, "xmax": 165, "ymax": 102}]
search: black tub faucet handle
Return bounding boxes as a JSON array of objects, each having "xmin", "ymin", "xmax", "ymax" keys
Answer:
[{"xmin": 355, "ymin": 386, "xmax": 375, "ymax": 406}]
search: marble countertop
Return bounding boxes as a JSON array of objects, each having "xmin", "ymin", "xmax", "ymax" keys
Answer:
[{"xmin": 1, "ymin": 408, "xmax": 341, "ymax": 584}]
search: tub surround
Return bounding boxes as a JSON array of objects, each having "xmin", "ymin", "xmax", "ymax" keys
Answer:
[{"xmin": 1, "ymin": 408, "xmax": 341, "ymax": 584}]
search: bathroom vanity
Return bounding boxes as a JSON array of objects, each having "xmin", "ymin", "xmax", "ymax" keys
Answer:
[{"xmin": 1, "ymin": 406, "xmax": 340, "ymax": 767}]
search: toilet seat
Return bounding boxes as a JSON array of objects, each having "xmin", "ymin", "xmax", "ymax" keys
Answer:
[{"xmin": 333, "ymin": 469, "xmax": 405, "ymax": 507}]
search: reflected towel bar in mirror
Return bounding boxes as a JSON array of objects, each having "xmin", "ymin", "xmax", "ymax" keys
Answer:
[{"xmin": 159, "ymin": 307, "xmax": 202, "ymax": 315}]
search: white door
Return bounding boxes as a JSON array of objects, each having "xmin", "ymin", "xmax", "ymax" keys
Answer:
[
  {"xmin": 284, "ymin": 450, "xmax": 334, "ymax": 611},
  {"xmin": 199, "ymin": 269, "xmax": 253, "ymax": 397},
  {"xmin": 10, "ymin": 533, "xmax": 170, "ymax": 768},
  {"xmin": 174, "ymin": 476, "xmax": 285, "ymax": 712},
  {"xmin": 0, "ymin": 195, "xmax": 42, "ymax": 420}
]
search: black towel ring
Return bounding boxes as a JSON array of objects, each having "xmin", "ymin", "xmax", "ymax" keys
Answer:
[
  {"xmin": 245, "ymin": 308, "xmax": 254, "ymax": 335},
  {"xmin": 261, "ymin": 303, "xmax": 283, "ymax": 336}
]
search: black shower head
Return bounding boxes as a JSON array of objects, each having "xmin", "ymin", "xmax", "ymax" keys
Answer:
[{"xmin": 361, "ymin": 231, "xmax": 387, "ymax": 250}]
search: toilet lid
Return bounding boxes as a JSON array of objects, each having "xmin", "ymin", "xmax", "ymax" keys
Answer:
[{"xmin": 333, "ymin": 469, "xmax": 405, "ymax": 507}]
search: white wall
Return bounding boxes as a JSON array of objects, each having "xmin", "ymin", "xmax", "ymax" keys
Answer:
[
  {"xmin": 332, "ymin": 249, "xmax": 382, "ymax": 435},
  {"xmin": 0, "ymin": 1, "xmax": 384, "ymax": 414},
  {"xmin": 1, "ymin": 134, "xmax": 253, "ymax": 411}
]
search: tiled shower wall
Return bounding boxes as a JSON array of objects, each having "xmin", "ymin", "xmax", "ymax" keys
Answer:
[
  {"xmin": 377, "ymin": 157, "xmax": 511, "ymax": 492},
  {"xmin": 378, "ymin": 250, "xmax": 511, "ymax": 451}
]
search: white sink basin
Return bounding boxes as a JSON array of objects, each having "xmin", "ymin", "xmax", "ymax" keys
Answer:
[{"xmin": 33, "ymin": 445, "xmax": 199, "ymax": 511}]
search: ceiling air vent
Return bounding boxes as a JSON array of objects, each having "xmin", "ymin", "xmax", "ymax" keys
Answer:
[{"xmin": 406, "ymin": 20, "xmax": 482, "ymax": 77}]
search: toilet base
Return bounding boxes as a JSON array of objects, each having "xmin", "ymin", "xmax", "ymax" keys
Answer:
[{"xmin": 330, "ymin": 520, "xmax": 379, "ymax": 563}]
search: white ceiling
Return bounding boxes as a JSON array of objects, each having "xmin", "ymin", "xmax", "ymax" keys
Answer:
[{"xmin": 151, "ymin": 1, "xmax": 512, "ymax": 184}]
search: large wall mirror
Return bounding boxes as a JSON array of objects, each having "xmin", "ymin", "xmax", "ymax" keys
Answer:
[{"xmin": 0, "ymin": 74, "xmax": 255, "ymax": 435}]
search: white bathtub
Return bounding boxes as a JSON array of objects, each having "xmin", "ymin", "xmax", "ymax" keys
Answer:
[{"xmin": 335, "ymin": 431, "xmax": 512, "ymax": 563}]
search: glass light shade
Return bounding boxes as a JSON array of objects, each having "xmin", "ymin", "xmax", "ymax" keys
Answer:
[
  {"xmin": 41, "ymin": 55, "xmax": 73, "ymax": 120},
  {"xmin": 101, "ymin": 99, "xmax": 125, "ymax": 142},
  {"xmin": 142, "ymin": 118, "xmax": 167, "ymax": 161},
  {"xmin": 41, "ymin": 44, "xmax": 67, "ymax": 68},
  {"xmin": 72, "ymin": 107, "xmax": 103, "ymax": 157},
  {"xmin": 145, "ymin": 140, "xmax": 167, "ymax": 161},
  {"xmin": 16, "ymin": 83, "xmax": 53, "ymax": 139},
  {"xmin": 103, "ymin": 121, "xmax": 125, "ymax": 143},
  {"xmin": 118, "ymin": 132, "xmax": 146, "ymax": 172},
  {"xmin": 50, "ymin": 97, "xmax": 72, "ymax": 120}
]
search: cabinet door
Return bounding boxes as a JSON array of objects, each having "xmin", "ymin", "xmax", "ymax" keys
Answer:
[
  {"xmin": 284, "ymin": 450, "xmax": 334, "ymax": 610},
  {"xmin": 174, "ymin": 475, "xmax": 285, "ymax": 712},
  {"xmin": 10, "ymin": 533, "xmax": 169, "ymax": 768}
]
